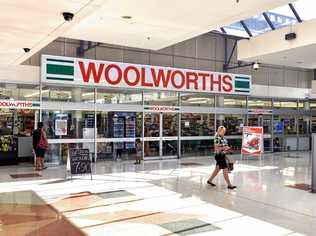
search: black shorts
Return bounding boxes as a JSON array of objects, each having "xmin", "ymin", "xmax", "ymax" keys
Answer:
[
  {"xmin": 35, "ymin": 148, "xmax": 46, "ymax": 158},
  {"xmin": 214, "ymin": 153, "xmax": 227, "ymax": 169}
]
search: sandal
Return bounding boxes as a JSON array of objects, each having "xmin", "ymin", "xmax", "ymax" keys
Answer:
[{"xmin": 207, "ymin": 181, "xmax": 216, "ymax": 186}]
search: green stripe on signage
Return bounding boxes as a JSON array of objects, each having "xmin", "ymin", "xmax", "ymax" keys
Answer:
[
  {"xmin": 46, "ymin": 77, "xmax": 74, "ymax": 81},
  {"xmin": 235, "ymin": 80, "xmax": 250, "ymax": 89},
  {"xmin": 46, "ymin": 64, "xmax": 74, "ymax": 76},
  {"xmin": 235, "ymin": 89, "xmax": 250, "ymax": 93},
  {"xmin": 47, "ymin": 58, "xmax": 74, "ymax": 64},
  {"xmin": 235, "ymin": 76, "xmax": 250, "ymax": 80}
]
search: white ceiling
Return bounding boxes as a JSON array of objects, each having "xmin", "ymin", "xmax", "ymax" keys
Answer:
[
  {"xmin": 0, "ymin": 0, "xmax": 105, "ymax": 65},
  {"xmin": 238, "ymin": 18, "xmax": 316, "ymax": 69},
  {"xmin": 242, "ymin": 44, "xmax": 316, "ymax": 69},
  {"xmin": 63, "ymin": 0, "xmax": 293, "ymax": 50},
  {"xmin": 0, "ymin": 0, "xmax": 292, "ymax": 65}
]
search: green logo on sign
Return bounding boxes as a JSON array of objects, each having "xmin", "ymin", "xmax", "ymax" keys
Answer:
[
  {"xmin": 234, "ymin": 76, "xmax": 250, "ymax": 93},
  {"xmin": 46, "ymin": 58, "xmax": 74, "ymax": 81}
]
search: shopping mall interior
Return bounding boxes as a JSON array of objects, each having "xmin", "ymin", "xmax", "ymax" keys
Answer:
[{"xmin": 1, "ymin": 0, "xmax": 316, "ymax": 235}]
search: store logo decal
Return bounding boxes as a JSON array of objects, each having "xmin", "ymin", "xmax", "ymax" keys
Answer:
[
  {"xmin": 234, "ymin": 76, "xmax": 250, "ymax": 93},
  {"xmin": 46, "ymin": 58, "xmax": 74, "ymax": 81}
]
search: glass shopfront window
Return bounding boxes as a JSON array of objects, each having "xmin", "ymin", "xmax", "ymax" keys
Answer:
[
  {"xmin": 181, "ymin": 113, "xmax": 215, "ymax": 136},
  {"xmin": 227, "ymin": 138, "xmax": 242, "ymax": 152},
  {"xmin": 217, "ymin": 114, "xmax": 245, "ymax": 135},
  {"xmin": 181, "ymin": 140, "xmax": 213, "ymax": 157},
  {"xmin": 96, "ymin": 111, "xmax": 142, "ymax": 161},
  {"xmin": 96, "ymin": 89, "xmax": 142, "ymax": 104},
  {"xmin": 0, "ymin": 83, "xmax": 39, "ymax": 101},
  {"xmin": 144, "ymin": 91, "xmax": 178, "ymax": 106},
  {"xmin": 47, "ymin": 142, "xmax": 95, "ymax": 165},
  {"xmin": 273, "ymin": 100, "xmax": 297, "ymax": 109},
  {"xmin": 278, "ymin": 115, "xmax": 297, "ymax": 135},
  {"xmin": 144, "ymin": 113, "xmax": 160, "ymax": 137},
  {"xmin": 248, "ymin": 115, "xmax": 272, "ymax": 134},
  {"xmin": 180, "ymin": 93, "xmax": 215, "ymax": 107},
  {"xmin": 310, "ymin": 100, "xmax": 316, "ymax": 110},
  {"xmin": 42, "ymin": 110, "xmax": 95, "ymax": 139},
  {"xmin": 163, "ymin": 113, "xmax": 178, "ymax": 136},
  {"xmin": 248, "ymin": 98, "xmax": 272, "ymax": 109},
  {"xmin": 298, "ymin": 100, "xmax": 305, "ymax": 109},
  {"xmin": 221, "ymin": 95, "xmax": 247, "ymax": 108},
  {"xmin": 298, "ymin": 116, "xmax": 310, "ymax": 135},
  {"xmin": 42, "ymin": 86, "xmax": 95, "ymax": 103},
  {"xmin": 97, "ymin": 112, "xmax": 142, "ymax": 138}
]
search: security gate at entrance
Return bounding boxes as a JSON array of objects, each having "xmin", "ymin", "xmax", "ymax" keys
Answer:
[{"xmin": 143, "ymin": 110, "xmax": 179, "ymax": 160}]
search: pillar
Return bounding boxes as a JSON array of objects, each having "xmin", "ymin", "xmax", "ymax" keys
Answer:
[{"xmin": 216, "ymin": 96, "xmax": 225, "ymax": 127}]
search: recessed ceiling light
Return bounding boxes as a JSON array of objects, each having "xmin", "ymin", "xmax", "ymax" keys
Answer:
[{"xmin": 122, "ymin": 16, "xmax": 132, "ymax": 19}]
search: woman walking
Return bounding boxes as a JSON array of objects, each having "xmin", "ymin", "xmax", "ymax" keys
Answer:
[
  {"xmin": 207, "ymin": 126, "xmax": 236, "ymax": 189},
  {"xmin": 33, "ymin": 122, "xmax": 48, "ymax": 171}
]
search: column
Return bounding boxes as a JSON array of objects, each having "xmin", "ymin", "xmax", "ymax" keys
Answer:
[{"xmin": 216, "ymin": 96, "xmax": 225, "ymax": 127}]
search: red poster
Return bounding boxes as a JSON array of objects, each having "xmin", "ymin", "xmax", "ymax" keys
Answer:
[{"xmin": 241, "ymin": 126, "xmax": 264, "ymax": 155}]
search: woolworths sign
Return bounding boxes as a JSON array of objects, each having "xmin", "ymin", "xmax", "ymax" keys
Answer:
[{"xmin": 41, "ymin": 55, "xmax": 251, "ymax": 95}]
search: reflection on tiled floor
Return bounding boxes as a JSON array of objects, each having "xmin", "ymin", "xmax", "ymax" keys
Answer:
[
  {"xmin": 10, "ymin": 173, "xmax": 41, "ymax": 179},
  {"xmin": 0, "ymin": 190, "xmax": 84, "ymax": 236},
  {"xmin": 180, "ymin": 163, "xmax": 203, "ymax": 166},
  {"xmin": 0, "ymin": 153, "xmax": 313, "ymax": 235},
  {"xmin": 0, "ymin": 172, "xmax": 302, "ymax": 236},
  {"xmin": 286, "ymin": 183, "xmax": 311, "ymax": 191}
]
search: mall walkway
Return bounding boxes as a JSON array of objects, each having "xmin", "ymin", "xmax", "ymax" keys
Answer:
[{"xmin": 0, "ymin": 152, "xmax": 313, "ymax": 235}]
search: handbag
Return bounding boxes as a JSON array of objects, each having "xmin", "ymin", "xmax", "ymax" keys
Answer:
[
  {"xmin": 37, "ymin": 130, "xmax": 48, "ymax": 150},
  {"xmin": 226, "ymin": 156, "xmax": 234, "ymax": 171},
  {"xmin": 228, "ymin": 162, "xmax": 234, "ymax": 171}
]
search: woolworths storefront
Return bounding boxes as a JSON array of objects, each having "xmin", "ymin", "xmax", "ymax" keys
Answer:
[{"xmin": 0, "ymin": 54, "xmax": 311, "ymax": 165}]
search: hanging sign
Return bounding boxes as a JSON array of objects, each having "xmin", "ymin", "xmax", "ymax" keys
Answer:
[
  {"xmin": 41, "ymin": 55, "xmax": 251, "ymax": 95},
  {"xmin": 241, "ymin": 126, "xmax": 264, "ymax": 155},
  {"xmin": 144, "ymin": 105, "xmax": 180, "ymax": 113},
  {"xmin": 0, "ymin": 100, "xmax": 40, "ymax": 109},
  {"xmin": 248, "ymin": 109, "xmax": 273, "ymax": 115}
]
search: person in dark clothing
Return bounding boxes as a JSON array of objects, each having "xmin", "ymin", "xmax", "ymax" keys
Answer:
[
  {"xmin": 33, "ymin": 122, "xmax": 48, "ymax": 171},
  {"xmin": 135, "ymin": 139, "xmax": 142, "ymax": 165}
]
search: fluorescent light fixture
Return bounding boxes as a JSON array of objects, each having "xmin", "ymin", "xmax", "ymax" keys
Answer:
[
  {"xmin": 25, "ymin": 90, "xmax": 49, "ymax": 98},
  {"xmin": 82, "ymin": 92, "xmax": 95, "ymax": 97},
  {"xmin": 187, "ymin": 97, "xmax": 209, "ymax": 101}
]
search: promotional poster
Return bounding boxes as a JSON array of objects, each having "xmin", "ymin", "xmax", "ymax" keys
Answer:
[{"xmin": 241, "ymin": 126, "xmax": 264, "ymax": 155}]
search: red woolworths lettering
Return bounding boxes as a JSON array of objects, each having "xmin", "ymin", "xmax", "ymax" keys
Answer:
[
  {"xmin": 222, "ymin": 75, "xmax": 233, "ymax": 92},
  {"xmin": 104, "ymin": 64, "xmax": 122, "ymax": 85},
  {"xmin": 198, "ymin": 73, "xmax": 209, "ymax": 91},
  {"xmin": 171, "ymin": 70, "xmax": 185, "ymax": 89},
  {"xmin": 141, "ymin": 68, "xmax": 153, "ymax": 87},
  {"xmin": 124, "ymin": 66, "xmax": 141, "ymax": 86},
  {"xmin": 210, "ymin": 74, "xmax": 222, "ymax": 92},
  {"xmin": 186, "ymin": 72, "xmax": 198, "ymax": 90},
  {"xmin": 79, "ymin": 61, "xmax": 104, "ymax": 83},
  {"xmin": 150, "ymin": 68, "xmax": 172, "ymax": 88}
]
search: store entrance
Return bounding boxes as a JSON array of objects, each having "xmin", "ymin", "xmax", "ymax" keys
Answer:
[
  {"xmin": 0, "ymin": 109, "xmax": 37, "ymax": 165},
  {"xmin": 144, "ymin": 112, "xmax": 178, "ymax": 160},
  {"xmin": 248, "ymin": 114, "xmax": 273, "ymax": 151}
]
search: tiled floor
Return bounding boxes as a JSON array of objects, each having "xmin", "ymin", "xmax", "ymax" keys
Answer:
[{"xmin": 0, "ymin": 152, "xmax": 314, "ymax": 235}]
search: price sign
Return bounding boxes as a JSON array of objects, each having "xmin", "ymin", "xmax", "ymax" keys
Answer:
[{"xmin": 69, "ymin": 149, "xmax": 92, "ymax": 179}]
